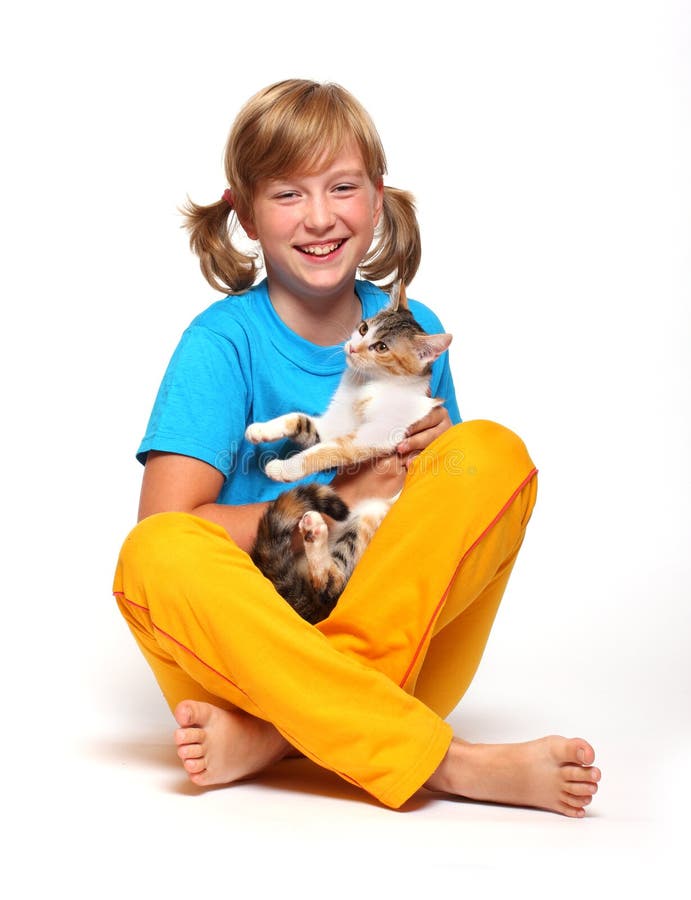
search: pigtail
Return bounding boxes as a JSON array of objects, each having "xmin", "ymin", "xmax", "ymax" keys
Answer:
[
  {"xmin": 359, "ymin": 186, "xmax": 421, "ymax": 290},
  {"xmin": 180, "ymin": 196, "xmax": 258, "ymax": 294}
]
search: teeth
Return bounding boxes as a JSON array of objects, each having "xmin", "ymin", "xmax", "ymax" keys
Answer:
[{"xmin": 300, "ymin": 241, "xmax": 343, "ymax": 256}]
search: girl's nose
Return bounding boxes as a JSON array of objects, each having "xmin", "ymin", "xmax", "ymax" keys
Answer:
[{"xmin": 304, "ymin": 195, "xmax": 336, "ymax": 231}]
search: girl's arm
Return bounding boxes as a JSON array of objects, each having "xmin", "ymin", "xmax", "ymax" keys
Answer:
[{"xmin": 138, "ymin": 451, "xmax": 269, "ymax": 553}]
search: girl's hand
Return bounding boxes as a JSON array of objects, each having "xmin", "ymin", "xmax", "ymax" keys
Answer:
[
  {"xmin": 395, "ymin": 405, "xmax": 452, "ymax": 468},
  {"xmin": 331, "ymin": 456, "xmax": 407, "ymax": 506},
  {"xmin": 331, "ymin": 406, "xmax": 453, "ymax": 504}
]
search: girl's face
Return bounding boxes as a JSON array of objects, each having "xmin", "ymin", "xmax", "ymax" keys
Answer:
[{"xmin": 242, "ymin": 145, "xmax": 384, "ymax": 310}]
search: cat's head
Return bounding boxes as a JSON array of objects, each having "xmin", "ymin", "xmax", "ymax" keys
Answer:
[{"xmin": 345, "ymin": 282, "xmax": 452, "ymax": 377}]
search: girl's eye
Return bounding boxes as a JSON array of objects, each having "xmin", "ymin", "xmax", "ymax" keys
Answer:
[
  {"xmin": 370, "ymin": 341, "xmax": 388, "ymax": 353},
  {"xmin": 334, "ymin": 183, "xmax": 356, "ymax": 193},
  {"xmin": 358, "ymin": 322, "xmax": 369, "ymax": 336}
]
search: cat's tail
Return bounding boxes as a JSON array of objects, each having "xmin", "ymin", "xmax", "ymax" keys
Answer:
[{"xmin": 251, "ymin": 483, "xmax": 349, "ymax": 564}]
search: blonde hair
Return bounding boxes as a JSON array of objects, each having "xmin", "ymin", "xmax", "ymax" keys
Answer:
[{"xmin": 182, "ymin": 80, "xmax": 421, "ymax": 294}]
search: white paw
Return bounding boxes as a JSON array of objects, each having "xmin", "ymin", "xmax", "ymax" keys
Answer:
[
  {"xmin": 299, "ymin": 511, "xmax": 327, "ymax": 544},
  {"xmin": 265, "ymin": 457, "xmax": 303, "ymax": 483},
  {"xmin": 245, "ymin": 422, "xmax": 273, "ymax": 444},
  {"xmin": 264, "ymin": 459, "xmax": 289, "ymax": 482}
]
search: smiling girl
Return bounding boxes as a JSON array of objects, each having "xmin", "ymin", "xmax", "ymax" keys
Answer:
[{"xmin": 113, "ymin": 79, "xmax": 600, "ymax": 816}]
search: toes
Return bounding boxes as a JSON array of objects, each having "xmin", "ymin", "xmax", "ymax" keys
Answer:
[
  {"xmin": 174, "ymin": 699, "xmax": 213, "ymax": 730},
  {"xmin": 561, "ymin": 764, "xmax": 601, "ymax": 783},
  {"xmin": 177, "ymin": 743, "xmax": 204, "ymax": 761},
  {"xmin": 562, "ymin": 780, "xmax": 597, "ymax": 798},
  {"xmin": 557, "ymin": 801, "xmax": 587, "ymax": 818},
  {"xmin": 189, "ymin": 771, "xmax": 213, "ymax": 786},
  {"xmin": 561, "ymin": 790, "xmax": 593, "ymax": 809},
  {"xmin": 569, "ymin": 738, "xmax": 595, "ymax": 765},
  {"xmin": 183, "ymin": 757, "xmax": 207, "ymax": 775},
  {"xmin": 553, "ymin": 737, "xmax": 596, "ymax": 768},
  {"xmin": 174, "ymin": 701, "xmax": 198, "ymax": 729},
  {"xmin": 175, "ymin": 726, "xmax": 204, "ymax": 747},
  {"xmin": 174, "ymin": 699, "xmax": 217, "ymax": 731}
]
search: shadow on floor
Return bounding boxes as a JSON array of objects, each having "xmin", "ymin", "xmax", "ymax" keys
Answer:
[{"xmin": 81, "ymin": 733, "xmax": 431, "ymax": 810}]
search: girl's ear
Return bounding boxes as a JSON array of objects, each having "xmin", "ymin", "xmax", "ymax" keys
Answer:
[
  {"xmin": 415, "ymin": 333, "xmax": 453, "ymax": 363},
  {"xmin": 235, "ymin": 205, "xmax": 258, "ymax": 240},
  {"xmin": 239, "ymin": 216, "xmax": 258, "ymax": 241}
]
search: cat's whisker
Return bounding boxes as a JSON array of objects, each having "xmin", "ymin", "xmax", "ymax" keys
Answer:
[
  {"xmin": 325, "ymin": 311, "xmax": 364, "ymax": 347},
  {"xmin": 324, "ymin": 346, "xmax": 347, "ymax": 365}
]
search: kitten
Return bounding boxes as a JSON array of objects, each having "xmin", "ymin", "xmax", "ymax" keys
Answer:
[{"xmin": 248, "ymin": 283, "xmax": 453, "ymax": 623}]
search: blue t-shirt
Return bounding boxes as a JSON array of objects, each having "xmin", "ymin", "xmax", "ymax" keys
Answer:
[{"xmin": 137, "ymin": 278, "xmax": 461, "ymax": 505}]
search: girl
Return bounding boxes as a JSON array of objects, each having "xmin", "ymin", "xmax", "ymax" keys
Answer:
[{"xmin": 113, "ymin": 79, "xmax": 600, "ymax": 816}]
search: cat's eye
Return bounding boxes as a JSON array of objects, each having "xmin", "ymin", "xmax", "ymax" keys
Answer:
[
  {"xmin": 358, "ymin": 322, "xmax": 369, "ymax": 336},
  {"xmin": 370, "ymin": 341, "xmax": 388, "ymax": 353}
]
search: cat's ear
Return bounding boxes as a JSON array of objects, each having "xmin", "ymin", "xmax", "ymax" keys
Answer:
[
  {"xmin": 391, "ymin": 280, "xmax": 409, "ymax": 311},
  {"xmin": 415, "ymin": 333, "xmax": 453, "ymax": 363}
]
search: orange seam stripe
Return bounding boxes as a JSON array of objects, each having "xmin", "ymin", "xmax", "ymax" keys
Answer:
[
  {"xmin": 114, "ymin": 592, "xmax": 149, "ymax": 613},
  {"xmin": 398, "ymin": 466, "xmax": 538, "ymax": 689},
  {"xmin": 114, "ymin": 590, "xmax": 253, "ymax": 701},
  {"xmin": 112, "ymin": 589, "xmax": 356, "ymax": 784}
]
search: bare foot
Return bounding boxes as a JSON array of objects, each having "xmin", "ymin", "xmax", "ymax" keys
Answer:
[
  {"xmin": 174, "ymin": 700, "xmax": 291, "ymax": 787},
  {"xmin": 425, "ymin": 735, "xmax": 601, "ymax": 818}
]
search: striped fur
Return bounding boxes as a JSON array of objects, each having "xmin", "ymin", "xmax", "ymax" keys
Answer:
[{"xmin": 251, "ymin": 483, "xmax": 390, "ymax": 623}]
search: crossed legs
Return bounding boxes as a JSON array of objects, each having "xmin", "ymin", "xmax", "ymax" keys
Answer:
[{"xmin": 113, "ymin": 421, "xmax": 600, "ymax": 815}]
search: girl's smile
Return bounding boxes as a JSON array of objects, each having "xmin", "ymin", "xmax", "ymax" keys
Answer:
[{"xmin": 295, "ymin": 239, "xmax": 346, "ymax": 258}]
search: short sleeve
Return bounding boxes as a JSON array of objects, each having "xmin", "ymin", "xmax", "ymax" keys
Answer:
[
  {"xmin": 136, "ymin": 325, "xmax": 250, "ymax": 478},
  {"xmin": 432, "ymin": 351, "xmax": 462, "ymax": 424}
]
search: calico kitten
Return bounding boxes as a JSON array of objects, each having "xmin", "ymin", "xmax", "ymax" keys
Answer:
[{"xmin": 248, "ymin": 283, "xmax": 453, "ymax": 623}]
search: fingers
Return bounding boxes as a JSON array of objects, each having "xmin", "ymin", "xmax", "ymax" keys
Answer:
[
  {"xmin": 406, "ymin": 405, "xmax": 447, "ymax": 437},
  {"xmin": 396, "ymin": 406, "xmax": 452, "ymax": 462}
]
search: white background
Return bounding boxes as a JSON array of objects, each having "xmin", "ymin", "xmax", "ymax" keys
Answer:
[{"xmin": 2, "ymin": 1, "xmax": 689, "ymax": 896}]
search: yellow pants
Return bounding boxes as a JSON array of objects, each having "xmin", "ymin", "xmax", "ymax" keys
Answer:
[{"xmin": 113, "ymin": 420, "xmax": 537, "ymax": 809}]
